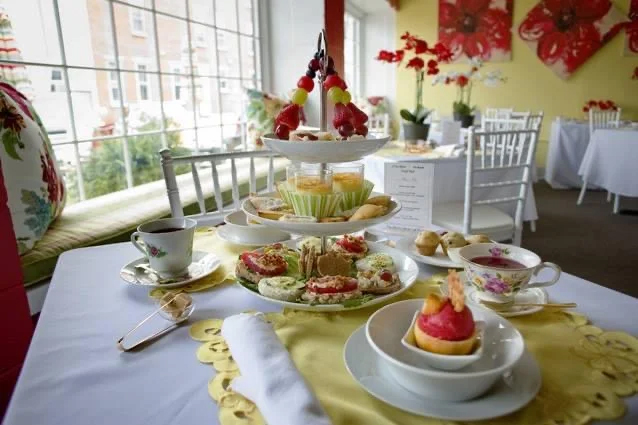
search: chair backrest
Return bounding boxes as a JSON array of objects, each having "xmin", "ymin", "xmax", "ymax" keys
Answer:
[
  {"xmin": 368, "ymin": 113, "xmax": 390, "ymax": 136},
  {"xmin": 160, "ymin": 148, "xmax": 281, "ymax": 226},
  {"xmin": 483, "ymin": 107, "xmax": 513, "ymax": 121},
  {"xmin": 463, "ymin": 125, "xmax": 540, "ymax": 246},
  {"xmin": 589, "ymin": 108, "xmax": 621, "ymax": 136}
]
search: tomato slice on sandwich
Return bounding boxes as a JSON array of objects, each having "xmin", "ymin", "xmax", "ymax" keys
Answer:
[
  {"xmin": 335, "ymin": 235, "xmax": 366, "ymax": 253},
  {"xmin": 306, "ymin": 276, "xmax": 359, "ymax": 294}
]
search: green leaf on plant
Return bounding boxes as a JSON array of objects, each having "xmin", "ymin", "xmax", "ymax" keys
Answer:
[
  {"xmin": 237, "ymin": 277, "xmax": 259, "ymax": 293},
  {"xmin": 400, "ymin": 109, "xmax": 416, "ymax": 123}
]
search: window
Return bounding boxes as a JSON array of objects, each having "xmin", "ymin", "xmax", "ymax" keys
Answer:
[
  {"xmin": 344, "ymin": 12, "xmax": 361, "ymax": 97},
  {"xmin": 50, "ymin": 69, "xmax": 64, "ymax": 92},
  {"xmin": 135, "ymin": 63, "xmax": 150, "ymax": 101},
  {"xmin": 107, "ymin": 61, "xmax": 125, "ymax": 106},
  {"xmin": 129, "ymin": 6, "xmax": 146, "ymax": 36},
  {"xmin": 2, "ymin": 0, "xmax": 262, "ymax": 204}
]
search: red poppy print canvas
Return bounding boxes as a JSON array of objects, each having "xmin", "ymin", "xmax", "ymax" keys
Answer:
[
  {"xmin": 519, "ymin": 0, "xmax": 627, "ymax": 79},
  {"xmin": 626, "ymin": 0, "xmax": 638, "ymax": 56},
  {"xmin": 438, "ymin": 0, "xmax": 514, "ymax": 63}
]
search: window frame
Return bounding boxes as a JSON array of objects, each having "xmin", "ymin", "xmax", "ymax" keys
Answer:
[
  {"xmin": 129, "ymin": 3, "xmax": 147, "ymax": 37},
  {"xmin": 133, "ymin": 59, "xmax": 152, "ymax": 102},
  {"xmin": 344, "ymin": 7, "xmax": 363, "ymax": 98},
  {"xmin": 0, "ymin": 0, "xmax": 263, "ymax": 203}
]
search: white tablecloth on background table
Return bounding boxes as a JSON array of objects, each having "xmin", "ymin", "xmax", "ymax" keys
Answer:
[
  {"xmin": 362, "ymin": 154, "xmax": 539, "ymax": 222},
  {"xmin": 4, "ymin": 242, "xmax": 637, "ymax": 425},
  {"xmin": 545, "ymin": 119, "xmax": 592, "ymax": 189},
  {"xmin": 578, "ymin": 128, "xmax": 638, "ymax": 197}
]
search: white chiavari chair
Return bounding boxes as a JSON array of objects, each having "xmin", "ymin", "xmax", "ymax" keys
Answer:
[
  {"xmin": 432, "ymin": 126, "xmax": 541, "ymax": 246},
  {"xmin": 160, "ymin": 148, "xmax": 282, "ymax": 226},
  {"xmin": 368, "ymin": 113, "xmax": 390, "ymax": 136},
  {"xmin": 577, "ymin": 108, "xmax": 622, "ymax": 206}
]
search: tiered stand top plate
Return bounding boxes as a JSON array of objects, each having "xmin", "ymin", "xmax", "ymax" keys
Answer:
[
  {"xmin": 242, "ymin": 191, "xmax": 402, "ymax": 237},
  {"xmin": 262, "ymin": 134, "xmax": 391, "ymax": 163}
]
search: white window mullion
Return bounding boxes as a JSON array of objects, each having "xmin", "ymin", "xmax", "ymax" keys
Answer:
[
  {"xmin": 184, "ymin": 0, "xmax": 199, "ymax": 154},
  {"xmin": 108, "ymin": 0, "xmax": 134, "ymax": 189},
  {"xmin": 150, "ymin": 0, "xmax": 167, "ymax": 148},
  {"xmin": 52, "ymin": 0, "xmax": 85, "ymax": 200},
  {"xmin": 212, "ymin": 0, "xmax": 224, "ymax": 141}
]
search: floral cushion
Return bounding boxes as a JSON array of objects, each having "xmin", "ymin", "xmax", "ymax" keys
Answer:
[
  {"xmin": 244, "ymin": 88, "xmax": 287, "ymax": 148},
  {"xmin": 0, "ymin": 82, "xmax": 65, "ymax": 255}
]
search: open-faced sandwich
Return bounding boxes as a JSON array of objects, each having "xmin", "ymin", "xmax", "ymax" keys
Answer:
[
  {"xmin": 355, "ymin": 253, "xmax": 400, "ymax": 294},
  {"xmin": 301, "ymin": 275, "xmax": 361, "ymax": 304},
  {"xmin": 331, "ymin": 234, "xmax": 368, "ymax": 260},
  {"xmin": 235, "ymin": 251, "xmax": 288, "ymax": 284}
]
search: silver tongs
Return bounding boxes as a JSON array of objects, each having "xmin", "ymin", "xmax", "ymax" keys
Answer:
[{"xmin": 117, "ymin": 292, "xmax": 194, "ymax": 352}]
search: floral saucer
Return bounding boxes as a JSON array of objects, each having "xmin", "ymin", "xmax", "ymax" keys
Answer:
[
  {"xmin": 439, "ymin": 272, "xmax": 548, "ymax": 317},
  {"xmin": 120, "ymin": 251, "xmax": 221, "ymax": 289}
]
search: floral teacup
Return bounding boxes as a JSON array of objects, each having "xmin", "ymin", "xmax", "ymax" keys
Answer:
[{"xmin": 458, "ymin": 243, "xmax": 561, "ymax": 303}]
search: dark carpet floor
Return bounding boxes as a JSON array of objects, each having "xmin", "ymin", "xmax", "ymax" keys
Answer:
[{"xmin": 522, "ymin": 182, "xmax": 638, "ymax": 299}]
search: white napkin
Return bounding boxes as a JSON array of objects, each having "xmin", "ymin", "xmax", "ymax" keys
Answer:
[{"xmin": 221, "ymin": 313, "xmax": 332, "ymax": 425}]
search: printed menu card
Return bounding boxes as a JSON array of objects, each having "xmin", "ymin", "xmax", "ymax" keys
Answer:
[{"xmin": 384, "ymin": 162, "xmax": 433, "ymax": 230}]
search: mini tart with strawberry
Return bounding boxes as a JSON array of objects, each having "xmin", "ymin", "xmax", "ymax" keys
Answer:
[
  {"xmin": 414, "ymin": 293, "xmax": 478, "ymax": 356},
  {"xmin": 301, "ymin": 275, "xmax": 361, "ymax": 304},
  {"xmin": 235, "ymin": 251, "xmax": 288, "ymax": 285},
  {"xmin": 331, "ymin": 234, "xmax": 368, "ymax": 260}
]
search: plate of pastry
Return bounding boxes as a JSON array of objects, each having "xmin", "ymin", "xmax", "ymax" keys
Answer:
[
  {"xmin": 234, "ymin": 236, "xmax": 419, "ymax": 311},
  {"xmin": 396, "ymin": 231, "xmax": 491, "ymax": 268},
  {"xmin": 242, "ymin": 191, "xmax": 402, "ymax": 237}
]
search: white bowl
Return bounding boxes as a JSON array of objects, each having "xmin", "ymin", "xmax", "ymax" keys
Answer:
[
  {"xmin": 223, "ymin": 211, "xmax": 290, "ymax": 245},
  {"xmin": 262, "ymin": 134, "xmax": 391, "ymax": 163},
  {"xmin": 366, "ymin": 299, "xmax": 525, "ymax": 401},
  {"xmin": 401, "ymin": 312, "xmax": 485, "ymax": 371}
]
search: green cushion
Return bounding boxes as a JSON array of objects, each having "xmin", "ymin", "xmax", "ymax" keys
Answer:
[{"xmin": 21, "ymin": 158, "xmax": 287, "ymax": 287}]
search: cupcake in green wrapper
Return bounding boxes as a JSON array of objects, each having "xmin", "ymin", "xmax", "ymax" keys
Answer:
[
  {"xmin": 290, "ymin": 192, "xmax": 343, "ymax": 218},
  {"xmin": 276, "ymin": 181, "xmax": 293, "ymax": 207},
  {"xmin": 338, "ymin": 179, "xmax": 374, "ymax": 211}
]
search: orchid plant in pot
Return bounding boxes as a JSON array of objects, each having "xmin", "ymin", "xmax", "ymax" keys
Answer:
[
  {"xmin": 377, "ymin": 32, "xmax": 452, "ymax": 141},
  {"xmin": 433, "ymin": 59, "xmax": 507, "ymax": 128}
]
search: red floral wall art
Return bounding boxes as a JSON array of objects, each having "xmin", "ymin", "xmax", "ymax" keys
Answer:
[
  {"xmin": 438, "ymin": 0, "xmax": 514, "ymax": 63},
  {"xmin": 626, "ymin": 0, "xmax": 638, "ymax": 56},
  {"xmin": 518, "ymin": 0, "xmax": 626, "ymax": 79}
]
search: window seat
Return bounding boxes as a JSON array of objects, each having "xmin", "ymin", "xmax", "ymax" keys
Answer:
[{"xmin": 22, "ymin": 156, "xmax": 288, "ymax": 312}]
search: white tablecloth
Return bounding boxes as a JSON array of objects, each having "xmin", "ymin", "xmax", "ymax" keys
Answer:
[
  {"xmin": 545, "ymin": 119, "xmax": 591, "ymax": 189},
  {"xmin": 6, "ymin": 242, "xmax": 637, "ymax": 425},
  {"xmin": 363, "ymin": 154, "xmax": 538, "ymax": 222},
  {"xmin": 578, "ymin": 128, "xmax": 638, "ymax": 197}
]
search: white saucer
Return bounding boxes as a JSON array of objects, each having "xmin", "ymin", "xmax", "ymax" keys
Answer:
[
  {"xmin": 396, "ymin": 236, "xmax": 462, "ymax": 268},
  {"xmin": 344, "ymin": 325, "xmax": 541, "ymax": 421},
  {"xmin": 440, "ymin": 272, "xmax": 549, "ymax": 317},
  {"xmin": 217, "ymin": 224, "xmax": 289, "ymax": 247},
  {"xmin": 120, "ymin": 250, "xmax": 221, "ymax": 288}
]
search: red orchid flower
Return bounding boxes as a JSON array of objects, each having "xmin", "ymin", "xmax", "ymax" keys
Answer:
[
  {"xmin": 431, "ymin": 42, "xmax": 453, "ymax": 62},
  {"xmin": 376, "ymin": 50, "xmax": 395, "ymax": 62},
  {"xmin": 519, "ymin": 0, "xmax": 614, "ymax": 73},
  {"xmin": 439, "ymin": 0, "xmax": 512, "ymax": 61},
  {"xmin": 627, "ymin": 1, "xmax": 638, "ymax": 54},
  {"xmin": 633, "ymin": 66, "xmax": 638, "ymax": 80},
  {"xmin": 393, "ymin": 50, "xmax": 405, "ymax": 63},
  {"xmin": 456, "ymin": 75, "xmax": 469, "ymax": 87},
  {"xmin": 414, "ymin": 39, "xmax": 429, "ymax": 54},
  {"xmin": 406, "ymin": 57, "xmax": 425, "ymax": 70}
]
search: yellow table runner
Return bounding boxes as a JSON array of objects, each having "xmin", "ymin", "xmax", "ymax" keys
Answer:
[{"xmin": 165, "ymin": 229, "xmax": 638, "ymax": 424}]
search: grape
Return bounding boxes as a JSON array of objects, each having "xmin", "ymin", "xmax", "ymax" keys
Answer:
[
  {"xmin": 297, "ymin": 76, "xmax": 314, "ymax": 92},
  {"xmin": 308, "ymin": 58, "xmax": 320, "ymax": 71},
  {"xmin": 291, "ymin": 88, "xmax": 308, "ymax": 105},
  {"xmin": 323, "ymin": 75, "xmax": 343, "ymax": 90},
  {"xmin": 325, "ymin": 68, "xmax": 336, "ymax": 75},
  {"xmin": 327, "ymin": 86, "xmax": 344, "ymax": 104},
  {"xmin": 341, "ymin": 90, "xmax": 351, "ymax": 104},
  {"xmin": 306, "ymin": 69, "xmax": 316, "ymax": 79}
]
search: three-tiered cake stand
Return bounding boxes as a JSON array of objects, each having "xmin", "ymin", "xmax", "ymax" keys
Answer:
[{"xmin": 242, "ymin": 30, "xmax": 399, "ymax": 251}]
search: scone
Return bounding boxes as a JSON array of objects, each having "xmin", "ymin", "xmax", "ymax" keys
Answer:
[
  {"xmin": 349, "ymin": 204, "xmax": 387, "ymax": 221},
  {"xmin": 414, "ymin": 231, "xmax": 440, "ymax": 256},
  {"xmin": 466, "ymin": 234, "xmax": 491, "ymax": 245},
  {"xmin": 440, "ymin": 232, "xmax": 468, "ymax": 256}
]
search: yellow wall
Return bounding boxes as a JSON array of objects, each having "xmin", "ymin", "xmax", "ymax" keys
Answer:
[{"xmin": 395, "ymin": 0, "xmax": 637, "ymax": 166}]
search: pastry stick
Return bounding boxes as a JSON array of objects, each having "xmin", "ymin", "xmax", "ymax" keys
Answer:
[{"xmin": 447, "ymin": 269, "xmax": 465, "ymax": 312}]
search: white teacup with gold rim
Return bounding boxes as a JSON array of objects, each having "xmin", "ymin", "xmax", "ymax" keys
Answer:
[
  {"xmin": 131, "ymin": 218, "xmax": 196, "ymax": 277},
  {"xmin": 458, "ymin": 243, "xmax": 561, "ymax": 303}
]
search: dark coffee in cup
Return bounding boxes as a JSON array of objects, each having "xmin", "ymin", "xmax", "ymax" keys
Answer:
[{"xmin": 150, "ymin": 228, "xmax": 184, "ymax": 234}]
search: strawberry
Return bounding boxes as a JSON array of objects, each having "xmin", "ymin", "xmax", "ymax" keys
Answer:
[
  {"xmin": 332, "ymin": 102, "xmax": 353, "ymax": 128},
  {"xmin": 276, "ymin": 104, "xmax": 301, "ymax": 130},
  {"xmin": 347, "ymin": 102, "xmax": 368, "ymax": 126},
  {"xmin": 355, "ymin": 125, "xmax": 368, "ymax": 137},
  {"xmin": 274, "ymin": 124, "xmax": 290, "ymax": 140}
]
